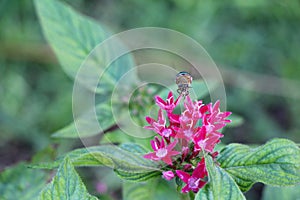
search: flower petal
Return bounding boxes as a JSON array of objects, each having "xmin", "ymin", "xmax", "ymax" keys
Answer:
[
  {"xmin": 155, "ymin": 96, "xmax": 167, "ymax": 107},
  {"xmin": 150, "ymin": 139, "xmax": 159, "ymax": 151},
  {"xmin": 162, "ymin": 156, "xmax": 173, "ymax": 165},
  {"xmin": 174, "ymin": 94, "xmax": 182, "ymax": 106},
  {"xmin": 145, "ymin": 116, "xmax": 154, "ymax": 124},
  {"xmin": 176, "ymin": 170, "xmax": 190, "ymax": 183},
  {"xmin": 213, "ymin": 100, "xmax": 220, "ymax": 112},
  {"xmin": 143, "ymin": 152, "xmax": 157, "ymax": 160},
  {"xmin": 168, "ymin": 113, "xmax": 180, "ymax": 124},
  {"xmin": 168, "ymin": 150, "xmax": 180, "ymax": 156},
  {"xmin": 167, "ymin": 91, "xmax": 174, "ymax": 103},
  {"xmin": 167, "ymin": 140, "xmax": 178, "ymax": 150},
  {"xmin": 192, "ymin": 159, "xmax": 207, "ymax": 178},
  {"xmin": 181, "ymin": 185, "xmax": 191, "ymax": 193}
]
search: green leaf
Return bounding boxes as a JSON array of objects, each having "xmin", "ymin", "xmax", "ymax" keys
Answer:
[
  {"xmin": 32, "ymin": 144, "xmax": 161, "ymax": 182},
  {"xmin": 115, "ymin": 169, "xmax": 161, "ymax": 182},
  {"xmin": 158, "ymin": 80, "xmax": 219, "ymax": 100},
  {"xmin": 119, "ymin": 143, "xmax": 149, "ymax": 154},
  {"xmin": 217, "ymin": 138, "xmax": 300, "ymax": 192},
  {"xmin": 0, "ymin": 162, "xmax": 47, "ymax": 200},
  {"xmin": 34, "ymin": 0, "xmax": 137, "ymax": 93},
  {"xmin": 262, "ymin": 184, "xmax": 300, "ymax": 200},
  {"xmin": 36, "ymin": 0, "xmax": 133, "ymax": 139},
  {"xmin": 123, "ymin": 181, "xmax": 153, "ymax": 200},
  {"xmin": 196, "ymin": 155, "xmax": 246, "ymax": 200},
  {"xmin": 110, "ymin": 143, "xmax": 156, "ymax": 182},
  {"xmin": 52, "ymin": 103, "xmax": 115, "ymax": 138},
  {"xmin": 39, "ymin": 157, "xmax": 98, "ymax": 200},
  {"xmin": 123, "ymin": 179, "xmax": 180, "ymax": 200},
  {"xmin": 34, "ymin": 0, "xmax": 108, "ymax": 78}
]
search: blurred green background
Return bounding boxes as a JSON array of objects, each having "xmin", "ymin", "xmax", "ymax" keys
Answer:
[{"xmin": 0, "ymin": 0, "xmax": 300, "ymax": 199}]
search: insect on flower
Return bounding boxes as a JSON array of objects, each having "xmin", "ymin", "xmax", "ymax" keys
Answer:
[{"xmin": 175, "ymin": 71, "xmax": 193, "ymax": 96}]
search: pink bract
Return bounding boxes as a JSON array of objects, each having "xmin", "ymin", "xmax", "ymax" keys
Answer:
[
  {"xmin": 143, "ymin": 137, "xmax": 180, "ymax": 165},
  {"xmin": 144, "ymin": 109, "xmax": 165, "ymax": 134},
  {"xmin": 176, "ymin": 158, "xmax": 207, "ymax": 193},
  {"xmin": 155, "ymin": 91, "xmax": 181, "ymax": 113}
]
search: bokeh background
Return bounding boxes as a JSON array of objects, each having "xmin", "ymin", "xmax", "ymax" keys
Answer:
[{"xmin": 1, "ymin": 0, "xmax": 300, "ymax": 199}]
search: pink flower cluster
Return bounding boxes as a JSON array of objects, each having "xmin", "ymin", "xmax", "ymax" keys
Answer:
[{"xmin": 143, "ymin": 92, "xmax": 231, "ymax": 193}]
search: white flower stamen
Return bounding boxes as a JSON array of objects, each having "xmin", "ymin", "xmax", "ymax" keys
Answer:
[
  {"xmin": 162, "ymin": 129, "xmax": 172, "ymax": 137},
  {"xmin": 156, "ymin": 148, "xmax": 168, "ymax": 158}
]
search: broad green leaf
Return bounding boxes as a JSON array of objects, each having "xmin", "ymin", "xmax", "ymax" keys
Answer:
[
  {"xmin": 34, "ymin": 0, "xmax": 137, "ymax": 93},
  {"xmin": 52, "ymin": 103, "xmax": 115, "ymax": 138},
  {"xmin": 39, "ymin": 157, "xmax": 98, "ymax": 200},
  {"xmin": 123, "ymin": 181, "xmax": 153, "ymax": 200},
  {"xmin": 105, "ymin": 143, "xmax": 153, "ymax": 181},
  {"xmin": 0, "ymin": 162, "xmax": 47, "ymax": 200},
  {"xmin": 119, "ymin": 143, "xmax": 149, "ymax": 154},
  {"xmin": 196, "ymin": 155, "xmax": 246, "ymax": 200},
  {"xmin": 123, "ymin": 179, "xmax": 180, "ymax": 200},
  {"xmin": 262, "ymin": 184, "xmax": 300, "ymax": 200},
  {"xmin": 34, "ymin": 0, "xmax": 107, "ymax": 78},
  {"xmin": 217, "ymin": 138, "xmax": 300, "ymax": 192},
  {"xmin": 115, "ymin": 169, "xmax": 161, "ymax": 182},
  {"xmin": 32, "ymin": 144, "xmax": 160, "ymax": 182},
  {"xmin": 158, "ymin": 80, "xmax": 219, "ymax": 100}
]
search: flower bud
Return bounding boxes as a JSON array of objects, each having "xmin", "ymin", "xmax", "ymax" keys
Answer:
[{"xmin": 162, "ymin": 171, "xmax": 175, "ymax": 180}]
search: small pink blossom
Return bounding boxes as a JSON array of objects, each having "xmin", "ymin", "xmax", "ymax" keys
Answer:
[
  {"xmin": 173, "ymin": 96, "xmax": 210, "ymax": 141},
  {"xmin": 183, "ymin": 96, "xmax": 207, "ymax": 123},
  {"xmin": 193, "ymin": 126, "xmax": 222, "ymax": 152},
  {"xmin": 144, "ymin": 109, "xmax": 165, "ymax": 134},
  {"xmin": 195, "ymin": 134, "xmax": 222, "ymax": 152},
  {"xmin": 176, "ymin": 158, "xmax": 207, "ymax": 193},
  {"xmin": 192, "ymin": 100, "xmax": 231, "ymax": 152},
  {"xmin": 203, "ymin": 100, "xmax": 232, "ymax": 134},
  {"xmin": 144, "ymin": 109, "xmax": 176, "ymax": 138},
  {"xmin": 155, "ymin": 91, "xmax": 181, "ymax": 113},
  {"xmin": 144, "ymin": 137, "xmax": 180, "ymax": 165},
  {"xmin": 162, "ymin": 171, "xmax": 175, "ymax": 180},
  {"xmin": 174, "ymin": 125, "xmax": 199, "ymax": 141},
  {"xmin": 168, "ymin": 112, "xmax": 180, "ymax": 124}
]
